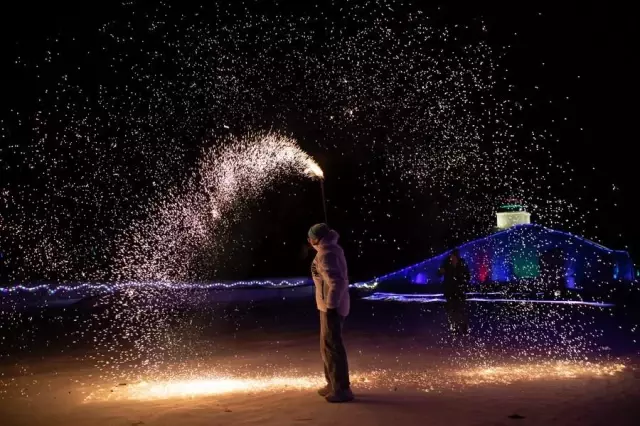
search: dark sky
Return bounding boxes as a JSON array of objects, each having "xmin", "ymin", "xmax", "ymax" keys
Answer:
[{"xmin": 0, "ymin": 2, "xmax": 637, "ymax": 282}]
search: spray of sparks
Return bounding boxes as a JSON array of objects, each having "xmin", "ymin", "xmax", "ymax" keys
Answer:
[
  {"xmin": 0, "ymin": 0, "xmax": 637, "ymax": 406},
  {"xmin": 0, "ymin": 1, "xmax": 617, "ymax": 283},
  {"xmin": 113, "ymin": 133, "xmax": 322, "ymax": 282},
  {"xmin": 78, "ymin": 133, "xmax": 323, "ymax": 381}
]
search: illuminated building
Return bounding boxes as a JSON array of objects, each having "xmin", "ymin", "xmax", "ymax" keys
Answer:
[
  {"xmin": 358, "ymin": 207, "xmax": 634, "ymax": 290},
  {"xmin": 495, "ymin": 203, "xmax": 531, "ymax": 230}
]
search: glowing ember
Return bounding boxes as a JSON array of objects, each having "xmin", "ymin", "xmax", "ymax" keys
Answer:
[{"xmin": 304, "ymin": 161, "xmax": 324, "ymax": 179}]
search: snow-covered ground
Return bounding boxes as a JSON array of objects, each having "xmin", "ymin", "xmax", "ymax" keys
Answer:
[{"xmin": 1, "ymin": 292, "xmax": 639, "ymax": 425}]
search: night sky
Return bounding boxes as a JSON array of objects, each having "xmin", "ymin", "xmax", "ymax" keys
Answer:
[{"xmin": 0, "ymin": 2, "xmax": 636, "ymax": 283}]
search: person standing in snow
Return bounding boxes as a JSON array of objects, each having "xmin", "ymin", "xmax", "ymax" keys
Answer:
[
  {"xmin": 538, "ymin": 248, "xmax": 565, "ymax": 296},
  {"xmin": 308, "ymin": 223, "xmax": 354, "ymax": 403},
  {"xmin": 438, "ymin": 248, "xmax": 470, "ymax": 335}
]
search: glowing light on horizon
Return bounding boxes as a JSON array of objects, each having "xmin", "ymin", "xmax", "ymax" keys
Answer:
[{"xmin": 457, "ymin": 361, "xmax": 625, "ymax": 385}]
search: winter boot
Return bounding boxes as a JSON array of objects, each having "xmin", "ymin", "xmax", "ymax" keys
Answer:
[
  {"xmin": 317, "ymin": 385, "xmax": 331, "ymax": 397},
  {"xmin": 325, "ymin": 388, "xmax": 355, "ymax": 403}
]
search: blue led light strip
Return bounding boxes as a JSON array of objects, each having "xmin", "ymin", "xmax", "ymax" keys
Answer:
[
  {"xmin": 0, "ymin": 280, "xmax": 311, "ymax": 295},
  {"xmin": 363, "ymin": 292, "xmax": 614, "ymax": 307},
  {"xmin": 365, "ymin": 291, "xmax": 505, "ymax": 298}
]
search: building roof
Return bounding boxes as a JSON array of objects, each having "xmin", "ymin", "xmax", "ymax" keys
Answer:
[{"xmin": 355, "ymin": 224, "xmax": 631, "ymax": 286}]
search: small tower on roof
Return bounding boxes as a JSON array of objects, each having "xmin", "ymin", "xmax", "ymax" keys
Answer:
[{"xmin": 496, "ymin": 201, "xmax": 531, "ymax": 229}]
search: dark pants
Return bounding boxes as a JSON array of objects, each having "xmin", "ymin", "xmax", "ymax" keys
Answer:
[
  {"xmin": 444, "ymin": 295, "xmax": 468, "ymax": 334},
  {"xmin": 320, "ymin": 311, "xmax": 350, "ymax": 392}
]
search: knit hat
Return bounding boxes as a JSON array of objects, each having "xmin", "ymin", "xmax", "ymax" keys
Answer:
[{"xmin": 308, "ymin": 223, "xmax": 331, "ymax": 241}]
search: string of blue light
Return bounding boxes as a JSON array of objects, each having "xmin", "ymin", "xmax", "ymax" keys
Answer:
[
  {"xmin": 0, "ymin": 280, "xmax": 311, "ymax": 295},
  {"xmin": 363, "ymin": 292, "xmax": 615, "ymax": 307}
]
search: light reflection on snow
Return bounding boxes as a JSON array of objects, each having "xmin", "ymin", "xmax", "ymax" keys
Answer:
[
  {"xmin": 88, "ymin": 375, "xmax": 325, "ymax": 401},
  {"xmin": 84, "ymin": 361, "xmax": 626, "ymax": 402},
  {"xmin": 457, "ymin": 361, "xmax": 625, "ymax": 385}
]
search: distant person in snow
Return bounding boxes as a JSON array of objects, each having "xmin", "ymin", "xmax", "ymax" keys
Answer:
[
  {"xmin": 539, "ymin": 248, "xmax": 565, "ymax": 296},
  {"xmin": 438, "ymin": 248, "xmax": 470, "ymax": 335},
  {"xmin": 308, "ymin": 223, "xmax": 354, "ymax": 403}
]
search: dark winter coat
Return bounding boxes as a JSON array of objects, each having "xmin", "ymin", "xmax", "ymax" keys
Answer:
[{"xmin": 439, "ymin": 255, "xmax": 470, "ymax": 299}]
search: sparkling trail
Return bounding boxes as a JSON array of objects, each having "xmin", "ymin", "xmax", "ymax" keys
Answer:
[{"xmin": 113, "ymin": 133, "xmax": 322, "ymax": 282}]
